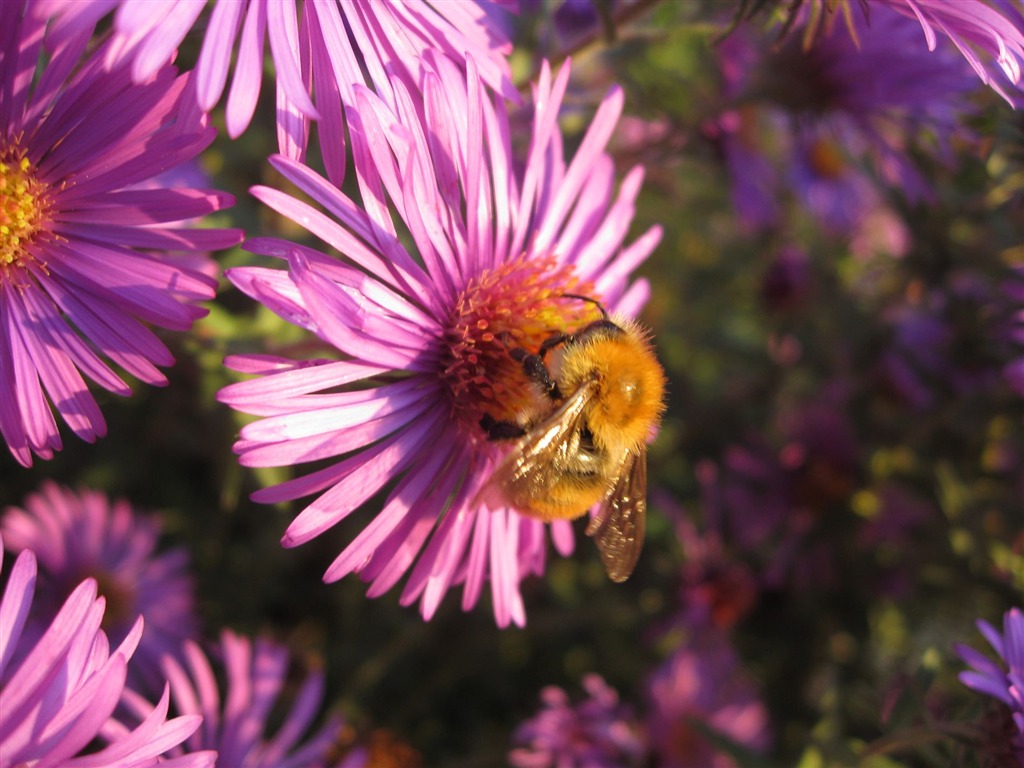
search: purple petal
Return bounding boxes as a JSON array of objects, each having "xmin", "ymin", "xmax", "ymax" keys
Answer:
[{"xmin": 959, "ymin": 670, "xmax": 1014, "ymax": 705}]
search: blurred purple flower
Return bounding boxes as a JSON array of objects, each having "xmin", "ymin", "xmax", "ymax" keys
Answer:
[
  {"xmin": 553, "ymin": 0, "xmax": 606, "ymax": 34},
  {"xmin": 336, "ymin": 729, "xmax": 421, "ymax": 768},
  {"xmin": 794, "ymin": 0, "xmax": 1024, "ymax": 105},
  {"xmin": 955, "ymin": 607, "xmax": 1024, "ymax": 758},
  {"xmin": 702, "ymin": 401, "xmax": 858, "ymax": 549},
  {"xmin": 779, "ymin": 401, "xmax": 860, "ymax": 508},
  {"xmin": 218, "ymin": 57, "xmax": 660, "ymax": 627},
  {"xmin": 707, "ymin": 34, "xmax": 784, "ymax": 231},
  {"xmin": 0, "ymin": 541, "xmax": 215, "ymax": 768},
  {"xmin": 0, "ymin": 2, "xmax": 242, "ymax": 467},
  {"xmin": 607, "ymin": 114, "xmax": 686, "ymax": 172},
  {"xmin": 877, "ymin": 304, "xmax": 953, "ymax": 409},
  {"xmin": 646, "ymin": 630, "xmax": 771, "ymax": 768},
  {"xmin": 697, "ymin": 398, "xmax": 859, "ymax": 590},
  {"xmin": 122, "ymin": 630, "xmax": 351, "ymax": 768},
  {"xmin": 855, "ymin": 483, "xmax": 939, "ymax": 598},
  {"xmin": 509, "ymin": 673, "xmax": 647, "ymax": 768},
  {"xmin": 672, "ymin": 513, "xmax": 759, "ymax": 631},
  {"xmin": 2, "ymin": 482, "xmax": 198, "ymax": 694},
  {"xmin": 713, "ymin": 5, "xmax": 981, "ymax": 233},
  {"xmin": 1005, "ymin": 355, "xmax": 1024, "ymax": 396},
  {"xmin": 877, "ymin": 275, "xmax": 1005, "ymax": 408},
  {"xmin": 847, "ymin": 206, "xmax": 912, "ymax": 260},
  {"xmin": 698, "ymin": 452, "xmax": 838, "ymax": 595},
  {"xmin": 759, "ymin": 246, "xmax": 813, "ymax": 314},
  {"xmin": 697, "ymin": 445, "xmax": 792, "ymax": 555},
  {"xmin": 46, "ymin": 0, "xmax": 518, "ymax": 174},
  {"xmin": 879, "ymin": 0, "xmax": 1024, "ymax": 106},
  {"xmin": 786, "ymin": 127, "xmax": 883, "ymax": 233},
  {"xmin": 520, "ymin": 0, "xmax": 660, "ymax": 57},
  {"xmin": 999, "ymin": 266, "xmax": 1024, "ymax": 396}
]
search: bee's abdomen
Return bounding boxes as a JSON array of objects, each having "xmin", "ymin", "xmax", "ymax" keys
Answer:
[{"xmin": 508, "ymin": 473, "xmax": 609, "ymax": 521}]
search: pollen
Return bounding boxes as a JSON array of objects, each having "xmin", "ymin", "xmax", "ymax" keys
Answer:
[
  {"xmin": 1, "ymin": 141, "xmax": 52, "ymax": 276},
  {"xmin": 441, "ymin": 256, "xmax": 600, "ymax": 435}
]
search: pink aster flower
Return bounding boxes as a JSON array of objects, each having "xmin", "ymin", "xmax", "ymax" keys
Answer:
[
  {"xmin": 218, "ymin": 55, "xmax": 661, "ymax": 627},
  {"xmin": 47, "ymin": 0, "xmax": 518, "ymax": 175},
  {"xmin": 120, "ymin": 630, "xmax": 351, "ymax": 768},
  {"xmin": 2, "ymin": 482, "xmax": 198, "ymax": 695},
  {"xmin": 0, "ymin": 540, "xmax": 216, "ymax": 767},
  {"xmin": 509, "ymin": 673, "xmax": 647, "ymax": 768},
  {"xmin": 0, "ymin": 1, "xmax": 243, "ymax": 467},
  {"xmin": 759, "ymin": 246, "xmax": 813, "ymax": 315},
  {"xmin": 646, "ymin": 630, "xmax": 771, "ymax": 768}
]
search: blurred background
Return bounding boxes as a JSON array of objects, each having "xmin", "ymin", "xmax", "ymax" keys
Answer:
[{"xmin": 2, "ymin": 1, "xmax": 1022, "ymax": 765}]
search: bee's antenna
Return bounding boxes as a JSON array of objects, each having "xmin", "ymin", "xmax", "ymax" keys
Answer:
[{"xmin": 561, "ymin": 293, "xmax": 608, "ymax": 319}]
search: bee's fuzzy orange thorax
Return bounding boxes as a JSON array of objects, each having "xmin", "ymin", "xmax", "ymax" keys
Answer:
[{"xmin": 555, "ymin": 317, "xmax": 666, "ymax": 455}]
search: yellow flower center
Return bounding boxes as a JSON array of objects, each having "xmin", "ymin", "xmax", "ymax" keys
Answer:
[
  {"xmin": 441, "ymin": 255, "xmax": 601, "ymax": 435},
  {"xmin": 1, "ymin": 141, "xmax": 51, "ymax": 274}
]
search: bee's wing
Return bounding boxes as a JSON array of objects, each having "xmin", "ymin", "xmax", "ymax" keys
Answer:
[
  {"xmin": 585, "ymin": 445, "xmax": 647, "ymax": 583},
  {"xmin": 477, "ymin": 380, "xmax": 598, "ymax": 509}
]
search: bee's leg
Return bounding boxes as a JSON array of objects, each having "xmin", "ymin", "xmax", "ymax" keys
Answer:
[
  {"xmin": 496, "ymin": 329, "xmax": 566, "ymax": 399},
  {"xmin": 509, "ymin": 347, "xmax": 563, "ymax": 401},
  {"xmin": 537, "ymin": 332, "xmax": 571, "ymax": 358},
  {"xmin": 479, "ymin": 412, "xmax": 526, "ymax": 441}
]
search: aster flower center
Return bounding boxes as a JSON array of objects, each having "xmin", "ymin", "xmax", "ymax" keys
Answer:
[
  {"xmin": 761, "ymin": 38, "xmax": 842, "ymax": 115},
  {"xmin": 1, "ymin": 142, "xmax": 51, "ymax": 273},
  {"xmin": 807, "ymin": 138, "xmax": 846, "ymax": 180},
  {"xmin": 441, "ymin": 256, "xmax": 600, "ymax": 438},
  {"xmin": 88, "ymin": 569, "xmax": 137, "ymax": 634},
  {"xmin": 669, "ymin": 723, "xmax": 703, "ymax": 757},
  {"xmin": 356, "ymin": 729, "xmax": 423, "ymax": 768}
]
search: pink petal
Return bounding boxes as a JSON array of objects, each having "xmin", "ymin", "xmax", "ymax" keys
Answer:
[
  {"xmin": 195, "ymin": 0, "xmax": 244, "ymax": 110},
  {"xmin": 225, "ymin": 0, "xmax": 266, "ymax": 139}
]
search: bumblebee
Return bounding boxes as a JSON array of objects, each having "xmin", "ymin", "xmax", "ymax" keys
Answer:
[{"xmin": 477, "ymin": 299, "xmax": 666, "ymax": 582}]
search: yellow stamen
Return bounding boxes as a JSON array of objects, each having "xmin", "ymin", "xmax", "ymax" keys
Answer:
[{"xmin": 1, "ymin": 142, "xmax": 50, "ymax": 273}]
